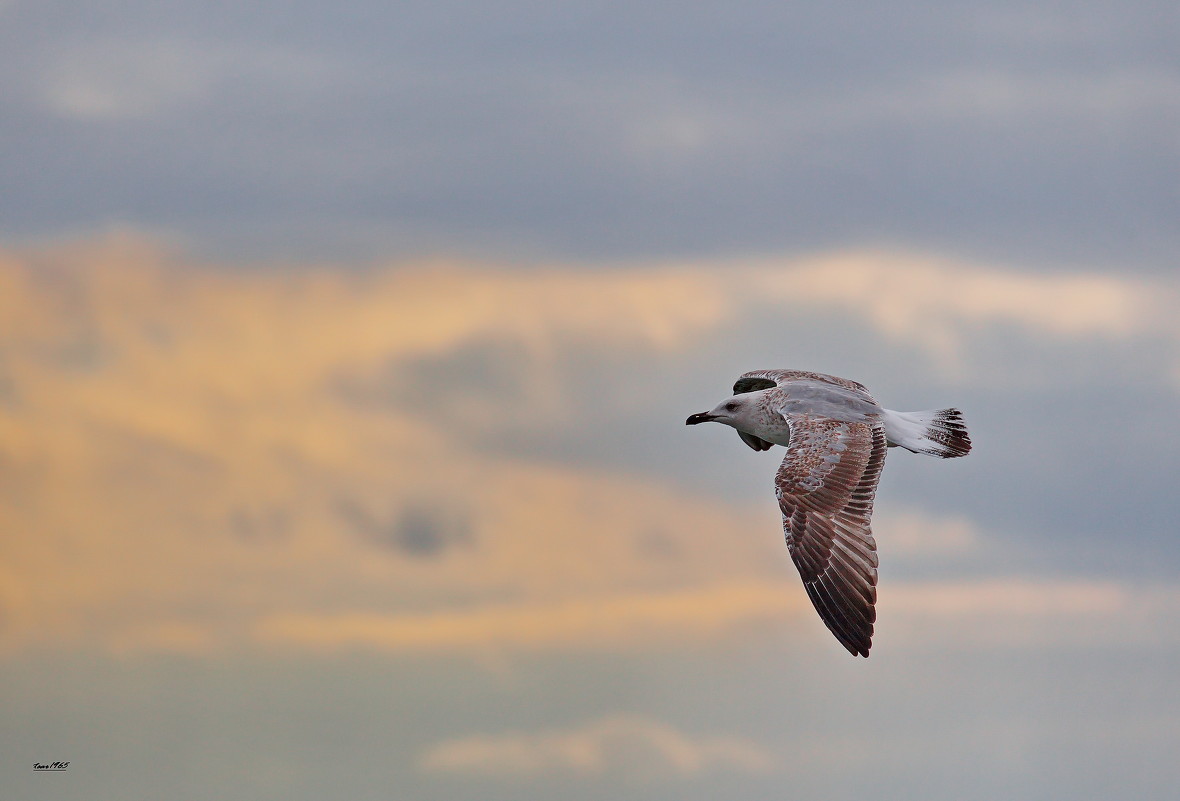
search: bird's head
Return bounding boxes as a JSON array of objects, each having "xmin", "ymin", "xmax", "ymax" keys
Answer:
[{"xmin": 686, "ymin": 394, "xmax": 755, "ymax": 430}]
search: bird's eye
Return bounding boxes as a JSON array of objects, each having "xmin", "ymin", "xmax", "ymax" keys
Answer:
[{"xmin": 724, "ymin": 402, "xmax": 738, "ymax": 412}]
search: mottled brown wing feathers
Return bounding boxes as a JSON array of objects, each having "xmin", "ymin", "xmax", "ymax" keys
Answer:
[{"xmin": 776, "ymin": 416, "xmax": 887, "ymax": 657}]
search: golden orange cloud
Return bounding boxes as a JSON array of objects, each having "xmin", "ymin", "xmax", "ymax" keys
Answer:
[
  {"xmin": 3, "ymin": 233, "xmax": 1178, "ymax": 658},
  {"xmin": 254, "ymin": 581, "xmax": 805, "ymax": 654},
  {"xmin": 1, "ymin": 233, "xmax": 792, "ymax": 660},
  {"xmin": 419, "ymin": 714, "xmax": 777, "ymax": 777}
]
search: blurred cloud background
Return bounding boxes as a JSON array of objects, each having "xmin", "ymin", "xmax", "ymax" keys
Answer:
[{"xmin": 1, "ymin": 1, "xmax": 1178, "ymax": 799}]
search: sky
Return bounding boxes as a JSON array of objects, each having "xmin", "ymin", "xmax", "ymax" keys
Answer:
[{"xmin": 1, "ymin": 2, "xmax": 1179, "ymax": 800}]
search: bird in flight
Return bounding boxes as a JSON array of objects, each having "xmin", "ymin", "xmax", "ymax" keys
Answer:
[{"xmin": 686, "ymin": 370, "xmax": 971, "ymax": 657}]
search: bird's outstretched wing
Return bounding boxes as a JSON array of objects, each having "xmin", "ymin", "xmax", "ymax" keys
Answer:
[
  {"xmin": 734, "ymin": 369, "xmax": 871, "ymax": 396},
  {"xmin": 774, "ymin": 412, "xmax": 887, "ymax": 657}
]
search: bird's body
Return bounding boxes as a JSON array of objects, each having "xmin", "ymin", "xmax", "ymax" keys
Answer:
[{"xmin": 686, "ymin": 370, "xmax": 971, "ymax": 657}]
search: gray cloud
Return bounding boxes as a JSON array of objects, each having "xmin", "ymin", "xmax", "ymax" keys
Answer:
[
  {"xmin": 315, "ymin": 258, "xmax": 1180, "ymax": 578},
  {"xmin": 0, "ymin": 1, "xmax": 1175, "ymax": 267},
  {"xmin": 337, "ymin": 498, "xmax": 473, "ymax": 558},
  {"xmin": 9, "ymin": 643, "xmax": 1179, "ymax": 801},
  {"xmin": 229, "ymin": 506, "xmax": 291, "ymax": 543},
  {"xmin": 338, "ymin": 339, "xmax": 535, "ymax": 416}
]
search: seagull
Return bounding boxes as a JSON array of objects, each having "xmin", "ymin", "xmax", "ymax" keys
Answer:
[{"xmin": 686, "ymin": 370, "xmax": 971, "ymax": 657}]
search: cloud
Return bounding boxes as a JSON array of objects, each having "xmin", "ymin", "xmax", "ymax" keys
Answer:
[
  {"xmin": 41, "ymin": 40, "xmax": 337, "ymax": 120},
  {"xmin": 419, "ymin": 714, "xmax": 776, "ymax": 778},
  {"xmin": 800, "ymin": 68, "xmax": 1180, "ymax": 133},
  {"xmin": 0, "ymin": 238, "xmax": 781, "ymax": 654},
  {"xmin": 106, "ymin": 622, "xmax": 220, "ymax": 657},
  {"xmin": 3, "ymin": 1, "xmax": 1175, "ymax": 269},
  {"xmin": 775, "ymin": 253, "xmax": 1150, "ymax": 337},
  {"xmin": 746, "ymin": 250, "xmax": 1164, "ymax": 374},
  {"xmin": 337, "ymin": 500, "xmax": 473, "ymax": 558},
  {"xmin": 873, "ymin": 507, "xmax": 979, "ymax": 557},
  {"xmin": 878, "ymin": 581, "xmax": 1180, "ymax": 652},
  {"xmin": 3, "ymin": 235, "xmax": 1178, "ymax": 659},
  {"xmin": 598, "ymin": 67, "xmax": 1180, "ymax": 174},
  {"xmin": 888, "ymin": 578, "xmax": 1125, "ymax": 618},
  {"xmin": 253, "ymin": 582, "xmax": 804, "ymax": 654},
  {"xmin": 252, "ymin": 577, "xmax": 1180, "ymax": 656}
]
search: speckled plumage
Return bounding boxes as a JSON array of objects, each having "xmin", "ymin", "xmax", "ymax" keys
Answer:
[{"xmin": 687, "ymin": 369, "xmax": 971, "ymax": 657}]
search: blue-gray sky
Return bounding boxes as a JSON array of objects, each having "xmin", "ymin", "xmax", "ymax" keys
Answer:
[{"xmin": 1, "ymin": 0, "xmax": 1177, "ymax": 266}]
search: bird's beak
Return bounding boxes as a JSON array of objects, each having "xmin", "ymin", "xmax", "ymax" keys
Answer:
[{"xmin": 685, "ymin": 411, "xmax": 717, "ymax": 425}]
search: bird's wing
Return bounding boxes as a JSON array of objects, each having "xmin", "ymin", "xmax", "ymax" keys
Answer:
[
  {"xmin": 731, "ymin": 370, "xmax": 876, "ymax": 452},
  {"xmin": 734, "ymin": 369, "xmax": 871, "ymax": 396},
  {"xmin": 774, "ymin": 411, "xmax": 887, "ymax": 657}
]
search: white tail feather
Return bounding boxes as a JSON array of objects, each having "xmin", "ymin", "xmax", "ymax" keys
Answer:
[{"xmin": 881, "ymin": 408, "xmax": 971, "ymax": 458}]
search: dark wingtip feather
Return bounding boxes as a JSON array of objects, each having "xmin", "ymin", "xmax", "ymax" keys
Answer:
[
  {"xmin": 841, "ymin": 636, "xmax": 872, "ymax": 658},
  {"xmin": 927, "ymin": 408, "xmax": 972, "ymax": 458}
]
